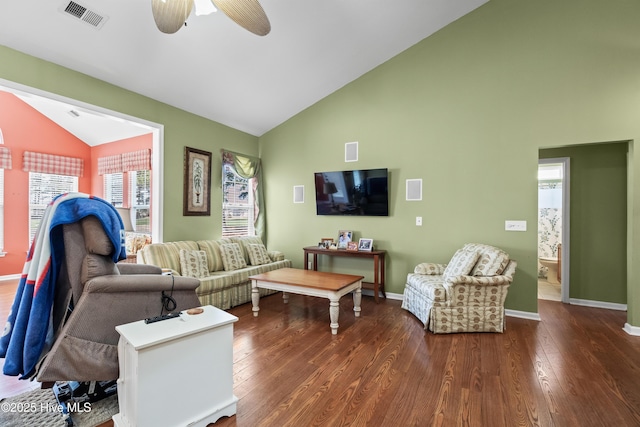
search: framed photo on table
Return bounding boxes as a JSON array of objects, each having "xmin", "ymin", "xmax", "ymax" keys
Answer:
[
  {"xmin": 337, "ymin": 230, "xmax": 353, "ymax": 249},
  {"xmin": 320, "ymin": 238, "xmax": 334, "ymax": 249},
  {"xmin": 358, "ymin": 238, "xmax": 373, "ymax": 251},
  {"xmin": 346, "ymin": 241, "xmax": 358, "ymax": 251},
  {"xmin": 183, "ymin": 146, "xmax": 212, "ymax": 216}
]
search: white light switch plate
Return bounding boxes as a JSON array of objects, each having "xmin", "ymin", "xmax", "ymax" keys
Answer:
[
  {"xmin": 416, "ymin": 216, "xmax": 422, "ymax": 226},
  {"xmin": 505, "ymin": 220, "xmax": 527, "ymax": 231}
]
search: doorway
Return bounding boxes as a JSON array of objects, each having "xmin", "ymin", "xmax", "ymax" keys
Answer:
[
  {"xmin": 537, "ymin": 158, "xmax": 570, "ymax": 303},
  {"xmin": 0, "ymin": 78, "xmax": 165, "ymax": 242}
]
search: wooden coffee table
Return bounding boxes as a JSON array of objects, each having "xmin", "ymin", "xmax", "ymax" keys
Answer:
[{"xmin": 249, "ymin": 268, "xmax": 364, "ymax": 335}]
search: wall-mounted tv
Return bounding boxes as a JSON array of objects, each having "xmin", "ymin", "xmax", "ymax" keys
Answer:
[{"xmin": 314, "ymin": 168, "xmax": 389, "ymax": 216}]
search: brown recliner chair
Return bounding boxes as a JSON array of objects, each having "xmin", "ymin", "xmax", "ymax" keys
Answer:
[{"xmin": 35, "ymin": 215, "xmax": 201, "ymax": 383}]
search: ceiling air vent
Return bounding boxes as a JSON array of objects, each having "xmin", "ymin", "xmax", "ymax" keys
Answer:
[{"xmin": 60, "ymin": 1, "xmax": 108, "ymax": 29}]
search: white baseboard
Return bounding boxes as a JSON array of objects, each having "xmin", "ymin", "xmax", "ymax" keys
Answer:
[
  {"xmin": 623, "ymin": 323, "xmax": 640, "ymax": 336},
  {"xmin": 360, "ymin": 289, "xmax": 403, "ymax": 301},
  {"xmin": 365, "ymin": 291, "xmax": 631, "ymax": 329},
  {"xmin": 569, "ymin": 298, "xmax": 627, "ymax": 311},
  {"xmin": 385, "ymin": 291, "xmax": 403, "ymax": 301},
  {"xmin": 388, "ymin": 291, "xmax": 542, "ymax": 321},
  {"xmin": 505, "ymin": 309, "xmax": 541, "ymax": 321},
  {"xmin": 0, "ymin": 274, "xmax": 21, "ymax": 282}
]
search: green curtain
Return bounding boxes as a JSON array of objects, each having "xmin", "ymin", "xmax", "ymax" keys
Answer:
[{"xmin": 222, "ymin": 149, "xmax": 265, "ymax": 242}]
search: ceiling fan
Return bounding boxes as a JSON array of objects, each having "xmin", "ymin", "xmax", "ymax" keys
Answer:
[{"xmin": 151, "ymin": 0, "xmax": 270, "ymax": 36}]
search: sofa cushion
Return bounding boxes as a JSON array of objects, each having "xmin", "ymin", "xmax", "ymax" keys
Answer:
[
  {"xmin": 196, "ymin": 239, "xmax": 227, "ymax": 272},
  {"xmin": 232, "ymin": 236, "xmax": 265, "ymax": 265},
  {"xmin": 179, "ymin": 249, "xmax": 208, "ymax": 278},
  {"xmin": 139, "ymin": 241, "xmax": 199, "ymax": 275},
  {"xmin": 406, "ymin": 273, "xmax": 447, "ymax": 303},
  {"xmin": 464, "ymin": 243, "xmax": 510, "ymax": 276},
  {"xmin": 220, "ymin": 243, "xmax": 248, "ymax": 271},
  {"xmin": 247, "ymin": 243, "xmax": 271, "ymax": 265},
  {"xmin": 443, "ymin": 248, "xmax": 480, "ymax": 279}
]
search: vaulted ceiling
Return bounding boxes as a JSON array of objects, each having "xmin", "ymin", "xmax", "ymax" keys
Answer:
[{"xmin": 0, "ymin": 0, "xmax": 488, "ymax": 142}]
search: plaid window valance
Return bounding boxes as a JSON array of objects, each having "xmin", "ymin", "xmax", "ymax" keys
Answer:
[
  {"xmin": 0, "ymin": 147, "xmax": 12, "ymax": 170},
  {"xmin": 98, "ymin": 149, "xmax": 151, "ymax": 175},
  {"xmin": 23, "ymin": 151, "xmax": 84, "ymax": 177},
  {"xmin": 122, "ymin": 149, "xmax": 151, "ymax": 172},
  {"xmin": 97, "ymin": 154, "xmax": 122, "ymax": 175}
]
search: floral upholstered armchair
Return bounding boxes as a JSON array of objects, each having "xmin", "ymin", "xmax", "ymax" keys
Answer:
[{"xmin": 401, "ymin": 243, "xmax": 517, "ymax": 333}]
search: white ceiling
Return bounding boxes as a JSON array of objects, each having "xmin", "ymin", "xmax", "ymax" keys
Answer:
[{"xmin": 0, "ymin": 0, "xmax": 488, "ymax": 143}]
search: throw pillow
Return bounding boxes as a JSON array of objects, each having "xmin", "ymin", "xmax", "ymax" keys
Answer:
[
  {"xmin": 179, "ymin": 249, "xmax": 208, "ymax": 278},
  {"xmin": 238, "ymin": 237, "xmax": 265, "ymax": 265},
  {"xmin": 465, "ymin": 244, "xmax": 510, "ymax": 276},
  {"xmin": 220, "ymin": 243, "xmax": 247, "ymax": 271},
  {"xmin": 443, "ymin": 248, "xmax": 480, "ymax": 279},
  {"xmin": 247, "ymin": 243, "xmax": 271, "ymax": 266}
]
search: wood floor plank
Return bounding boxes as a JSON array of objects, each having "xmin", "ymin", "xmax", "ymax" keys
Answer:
[{"xmin": 2, "ymin": 280, "xmax": 640, "ymax": 427}]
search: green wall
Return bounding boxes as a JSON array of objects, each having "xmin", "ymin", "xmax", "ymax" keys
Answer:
[
  {"xmin": 0, "ymin": 46, "xmax": 259, "ymax": 242},
  {"xmin": 2, "ymin": 0, "xmax": 640, "ymax": 326},
  {"xmin": 540, "ymin": 143, "xmax": 628, "ymax": 304},
  {"xmin": 259, "ymin": 0, "xmax": 640, "ymax": 323}
]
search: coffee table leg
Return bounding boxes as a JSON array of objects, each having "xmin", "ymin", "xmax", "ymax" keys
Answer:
[
  {"xmin": 329, "ymin": 298, "xmax": 340, "ymax": 335},
  {"xmin": 251, "ymin": 281, "xmax": 260, "ymax": 317},
  {"xmin": 353, "ymin": 287, "xmax": 362, "ymax": 318}
]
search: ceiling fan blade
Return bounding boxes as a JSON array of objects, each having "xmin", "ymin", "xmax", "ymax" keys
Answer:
[
  {"xmin": 212, "ymin": 0, "xmax": 271, "ymax": 36},
  {"xmin": 151, "ymin": 0, "xmax": 194, "ymax": 34}
]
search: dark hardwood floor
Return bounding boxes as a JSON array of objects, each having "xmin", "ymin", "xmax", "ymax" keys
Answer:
[{"xmin": 1, "ymin": 279, "xmax": 639, "ymax": 426}]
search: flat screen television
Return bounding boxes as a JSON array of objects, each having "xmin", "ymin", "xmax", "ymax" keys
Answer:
[{"xmin": 314, "ymin": 168, "xmax": 389, "ymax": 216}]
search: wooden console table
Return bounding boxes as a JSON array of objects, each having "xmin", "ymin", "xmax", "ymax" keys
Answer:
[{"xmin": 303, "ymin": 246, "xmax": 386, "ymax": 303}]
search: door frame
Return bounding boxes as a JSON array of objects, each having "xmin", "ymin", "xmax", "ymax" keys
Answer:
[
  {"xmin": 538, "ymin": 157, "xmax": 570, "ymax": 303},
  {"xmin": 0, "ymin": 77, "xmax": 165, "ymax": 242}
]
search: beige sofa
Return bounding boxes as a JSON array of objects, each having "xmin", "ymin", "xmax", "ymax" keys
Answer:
[
  {"xmin": 402, "ymin": 243, "xmax": 517, "ymax": 333},
  {"xmin": 137, "ymin": 236, "xmax": 292, "ymax": 310}
]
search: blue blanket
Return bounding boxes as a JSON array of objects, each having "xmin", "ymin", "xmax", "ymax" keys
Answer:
[{"xmin": 0, "ymin": 192, "xmax": 126, "ymax": 379}]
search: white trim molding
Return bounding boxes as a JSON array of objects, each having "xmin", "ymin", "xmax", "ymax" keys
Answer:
[
  {"xmin": 623, "ymin": 323, "xmax": 640, "ymax": 336},
  {"xmin": 385, "ymin": 292, "xmax": 403, "ymax": 301},
  {"xmin": 569, "ymin": 298, "xmax": 627, "ymax": 311},
  {"xmin": 506, "ymin": 309, "xmax": 541, "ymax": 321}
]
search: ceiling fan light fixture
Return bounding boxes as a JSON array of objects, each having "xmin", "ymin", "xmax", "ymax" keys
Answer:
[
  {"xmin": 212, "ymin": 0, "xmax": 270, "ymax": 36},
  {"xmin": 151, "ymin": 0, "xmax": 193, "ymax": 34},
  {"xmin": 194, "ymin": 0, "xmax": 217, "ymax": 16}
]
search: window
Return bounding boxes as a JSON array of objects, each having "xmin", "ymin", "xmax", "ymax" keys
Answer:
[
  {"xmin": 29, "ymin": 172, "xmax": 78, "ymax": 244},
  {"xmin": 222, "ymin": 163, "xmax": 255, "ymax": 237},
  {"xmin": 0, "ymin": 169, "xmax": 4, "ymax": 253},
  {"xmin": 103, "ymin": 173, "xmax": 124, "ymax": 207},
  {"xmin": 0, "ymin": 139, "xmax": 6, "ymax": 253},
  {"xmin": 130, "ymin": 170, "xmax": 151, "ymax": 233}
]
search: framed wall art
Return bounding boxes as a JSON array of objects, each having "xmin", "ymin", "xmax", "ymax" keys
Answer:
[{"xmin": 183, "ymin": 146, "xmax": 212, "ymax": 216}]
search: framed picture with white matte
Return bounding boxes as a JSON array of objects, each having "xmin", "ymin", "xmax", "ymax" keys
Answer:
[
  {"xmin": 358, "ymin": 238, "xmax": 373, "ymax": 251},
  {"xmin": 337, "ymin": 230, "xmax": 352, "ymax": 249}
]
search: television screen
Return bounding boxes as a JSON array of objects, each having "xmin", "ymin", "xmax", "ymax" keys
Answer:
[{"xmin": 314, "ymin": 168, "xmax": 388, "ymax": 216}]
